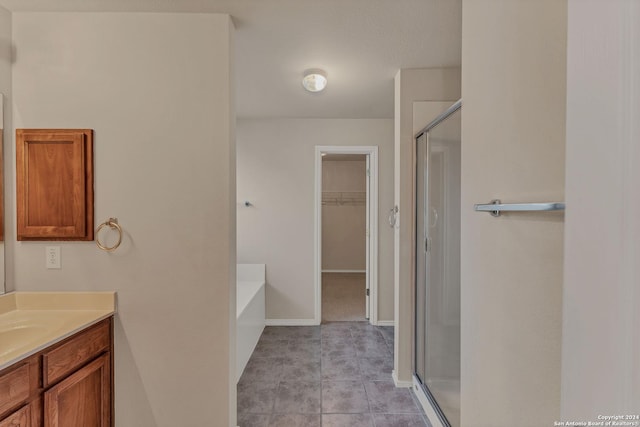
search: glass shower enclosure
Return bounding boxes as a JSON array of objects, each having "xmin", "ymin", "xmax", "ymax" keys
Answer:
[{"xmin": 414, "ymin": 100, "xmax": 461, "ymax": 427}]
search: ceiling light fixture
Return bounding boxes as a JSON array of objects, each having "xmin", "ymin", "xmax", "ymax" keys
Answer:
[{"xmin": 302, "ymin": 69, "xmax": 327, "ymax": 92}]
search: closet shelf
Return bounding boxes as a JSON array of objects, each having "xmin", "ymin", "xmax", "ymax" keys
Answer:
[{"xmin": 322, "ymin": 191, "xmax": 366, "ymax": 206}]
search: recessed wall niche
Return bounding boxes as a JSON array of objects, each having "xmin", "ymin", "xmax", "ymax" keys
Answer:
[{"xmin": 16, "ymin": 129, "xmax": 94, "ymax": 241}]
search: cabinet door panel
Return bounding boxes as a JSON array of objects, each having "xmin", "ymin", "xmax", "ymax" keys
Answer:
[
  {"xmin": 0, "ymin": 405, "xmax": 30, "ymax": 427},
  {"xmin": 16, "ymin": 129, "xmax": 94, "ymax": 241},
  {"xmin": 44, "ymin": 354, "xmax": 110, "ymax": 427},
  {"xmin": 0, "ymin": 364, "xmax": 30, "ymax": 417}
]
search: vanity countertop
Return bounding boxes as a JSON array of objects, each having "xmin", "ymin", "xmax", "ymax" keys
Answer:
[{"xmin": 0, "ymin": 291, "xmax": 116, "ymax": 371}]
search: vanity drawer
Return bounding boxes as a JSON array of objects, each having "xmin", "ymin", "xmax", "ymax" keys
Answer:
[
  {"xmin": 0, "ymin": 364, "xmax": 31, "ymax": 417},
  {"xmin": 42, "ymin": 319, "xmax": 110, "ymax": 387}
]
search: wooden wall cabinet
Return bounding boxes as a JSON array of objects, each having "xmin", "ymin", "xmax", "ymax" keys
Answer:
[
  {"xmin": 16, "ymin": 129, "xmax": 93, "ymax": 241},
  {"xmin": 0, "ymin": 96, "xmax": 4, "ymax": 242},
  {"xmin": 0, "ymin": 318, "xmax": 113, "ymax": 427}
]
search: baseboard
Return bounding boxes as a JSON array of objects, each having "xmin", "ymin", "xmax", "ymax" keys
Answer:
[
  {"xmin": 392, "ymin": 370, "xmax": 413, "ymax": 388},
  {"xmin": 265, "ymin": 318, "xmax": 319, "ymax": 326},
  {"xmin": 375, "ymin": 320, "xmax": 395, "ymax": 327}
]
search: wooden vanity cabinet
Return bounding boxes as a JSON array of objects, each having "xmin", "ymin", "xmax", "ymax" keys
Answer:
[{"xmin": 0, "ymin": 318, "xmax": 113, "ymax": 427}]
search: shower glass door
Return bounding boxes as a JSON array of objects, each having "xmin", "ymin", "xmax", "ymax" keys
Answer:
[{"xmin": 414, "ymin": 104, "xmax": 461, "ymax": 427}]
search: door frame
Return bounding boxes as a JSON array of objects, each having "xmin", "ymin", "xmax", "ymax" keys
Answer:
[{"xmin": 314, "ymin": 145, "xmax": 379, "ymax": 325}]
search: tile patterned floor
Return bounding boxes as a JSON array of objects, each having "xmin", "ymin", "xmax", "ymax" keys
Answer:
[{"xmin": 237, "ymin": 322, "xmax": 431, "ymax": 427}]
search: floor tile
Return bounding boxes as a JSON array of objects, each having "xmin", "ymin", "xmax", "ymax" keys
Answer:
[
  {"xmin": 237, "ymin": 381, "xmax": 278, "ymax": 414},
  {"xmin": 322, "ymin": 380, "xmax": 370, "ymax": 414},
  {"xmin": 288, "ymin": 339, "xmax": 321, "ymax": 359},
  {"xmin": 384, "ymin": 335, "xmax": 395, "ymax": 346},
  {"xmin": 274, "ymin": 381, "xmax": 321, "ymax": 414},
  {"xmin": 321, "ymin": 322, "xmax": 353, "ymax": 334},
  {"xmin": 353, "ymin": 334, "xmax": 387, "ymax": 346},
  {"xmin": 240, "ymin": 357, "xmax": 285, "ymax": 382},
  {"xmin": 322, "ymin": 327, "xmax": 353, "ymax": 340},
  {"xmin": 354, "ymin": 335, "xmax": 392, "ymax": 358},
  {"xmin": 349, "ymin": 322, "xmax": 378, "ymax": 331},
  {"xmin": 372, "ymin": 413, "xmax": 430, "ymax": 427},
  {"xmin": 364, "ymin": 381, "xmax": 420, "ymax": 414},
  {"xmin": 288, "ymin": 326, "xmax": 321, "ymax": 339},
  {"xmin": 237, "ymin": 412, "xmax": 270, "ymax": 427},
  {"xmin": 268, "ymin": 414, "xmax": 321, "ymax": 427},
  {"xmin": 351, "ymin": 328, "xmax": 384, "ymax": 340},
  {"xmin": 252, "ymin": 339, "xmax": 289, "ymax": 358},
  {"xmin": 384, "ymin": 340, "xmax": 395, "ymax": 355},
  {"xmin": 358, "ymin": 356, "xmax": 394, "ymax": 381},
  {"xmin": 379, "ymin": 326, "xmax": 394, "ymax": 343},
  {"xmin": 322, "ymin": 357, "xmax": 361, "ymax": 380},
  {"xmin": 321, "ymin": 337, "xmax": 357, "ymax": 359},
  {"xmin": 322, "ymin": 413, "xmax": 374, "ymax": 427},
  {"xmin": 260, "ymin": 326, "xmax": 292, "ymax": 340},
  {"xmin": 281, "ymin": 356, "xmax": 321, "ymax": 382}
]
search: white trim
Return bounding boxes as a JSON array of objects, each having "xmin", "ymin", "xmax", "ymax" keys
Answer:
[
  {"xmin": 392, "ymin": 370, "xmax": 413, "ymax": 388},
  {"xmin": 314, "ymin": 149, "xmax": 323, "ymax": 324},
  {"xmin": 365, "ymin": 153, "xmax": 371, "ymax": 320},
  {"xmin": 314, "ymin": 146, "xmax": 379, "ymax": 325},
  {"xmin": 265, "ymin": 318, "xmax": 319, "ymax": 326},
  {"xmin": 375, "ymin": 320, "xmax": 395, "ymax": 327},
  {"xmin": 321, "ymin": 269, "xmax": 366, "ymax": 274},
  {"xmin": 412, "ymin": 377, "xmax": 446, "ymax": 427}
]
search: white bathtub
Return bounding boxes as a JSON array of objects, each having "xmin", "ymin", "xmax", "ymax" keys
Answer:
[{"xmin": 236, "ymin": 264, "xmax": 265, "ymax": 382}]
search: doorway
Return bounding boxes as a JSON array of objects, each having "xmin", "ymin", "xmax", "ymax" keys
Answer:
[
  {"xmin": 314, "ymin": 146, "xmax": 379, "ymax": 325},
  {"xmin": 321, "ymin": 154, "xmax": 367, "ymax": 321}
]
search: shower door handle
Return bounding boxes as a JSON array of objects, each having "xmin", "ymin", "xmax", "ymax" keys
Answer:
[{"xmin": 425, "ymin": 236, "xmax": 431, "ymax": 253}]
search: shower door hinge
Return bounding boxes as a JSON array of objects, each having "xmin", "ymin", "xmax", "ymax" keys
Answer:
[
  {"xmin": 366, "ymin": 289, "xmax": 370, "ymax": 296},
  {"xmin": 366, "ymin": 169, "xmax": 370, "ymax": 177}
]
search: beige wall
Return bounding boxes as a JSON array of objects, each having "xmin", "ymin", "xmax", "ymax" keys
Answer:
[
  {"xmin": 0, "ymin": 5, "xmax": 10, "ymax": 294},
  {"xmin": 393, "ymin": 68, "xmax": 461, "ymax": 385},
  {"xmin": 322, "ymin": 159, "xmax": 366, "ymax": 271},
  {"xmin": 10, "ymin": 13, "xmax": 236, "ymax": 426},
  {"xmin": 237, "ymin": 118, "xmax": 394, "ymax": 322},
  {"xmin": 562, "ymin": 0, "xmax": 640, "ymax": 419},
  {"xmin": 461, "ymin": 1, "xmax": 566, "ymax": 425}
]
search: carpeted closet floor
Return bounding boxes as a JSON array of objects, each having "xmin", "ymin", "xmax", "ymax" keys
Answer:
[{"xmin": 322, "ymin": 273, "xmax": 366, "ymax": 322}]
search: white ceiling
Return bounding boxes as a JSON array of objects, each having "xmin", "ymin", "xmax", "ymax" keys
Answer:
[{"xmin": 0, "ymin": 0, "xmax": 462, "ymax": 119}]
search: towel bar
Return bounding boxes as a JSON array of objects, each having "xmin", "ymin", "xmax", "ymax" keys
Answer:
[{"xmin": 474, "ymin": 200, "xmax": 565, "ymax": 217}]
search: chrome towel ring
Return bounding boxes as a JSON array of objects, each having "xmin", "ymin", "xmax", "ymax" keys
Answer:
[{"xmin": 96, "ymin": 218, "xmax": 123, "ymax": 252}]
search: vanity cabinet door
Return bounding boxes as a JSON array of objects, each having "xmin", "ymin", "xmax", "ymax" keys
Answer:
[
  {"xmin": 0, "ymin": 404, "xmax": 31, "ymax": 427},
  {"xmin": 0, "ymin": 355, "xmax": 38, "ymax": 423},
  {"xmin": 44, "ymin": 354, "xmax": 110, "ymax": 427},
  {"xmin": 0, "ymin": 364, "xmax": 30, "ymax": 417}
]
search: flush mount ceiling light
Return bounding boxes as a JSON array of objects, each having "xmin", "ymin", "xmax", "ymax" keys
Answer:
[{"xmin": 302, "ymin": 69, "xmax": 327, "ymax": 92}]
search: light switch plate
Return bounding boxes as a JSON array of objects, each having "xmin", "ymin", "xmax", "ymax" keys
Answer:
[{"xmin": 46, "ymin": 246, "xmax": 61, "ymax": 269}]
